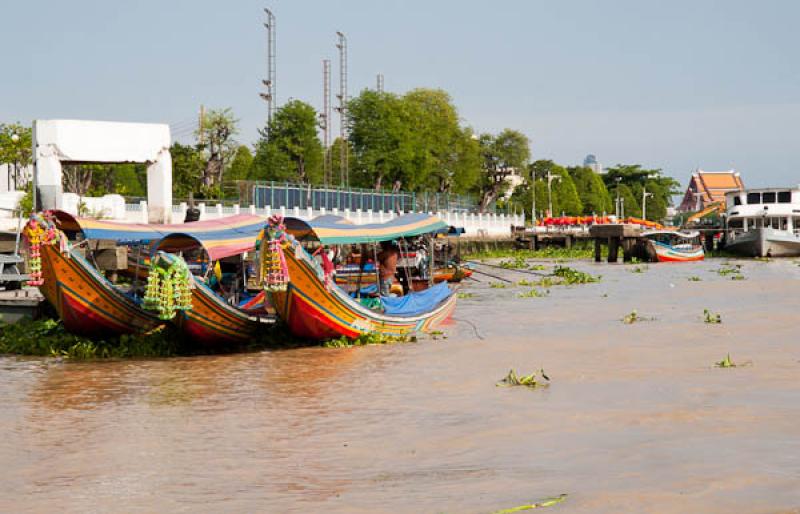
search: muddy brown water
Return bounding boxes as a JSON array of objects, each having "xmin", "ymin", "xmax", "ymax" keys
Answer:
[{"xmin": 2, "ymin": 258, "xmax": 800, "ymax": 513}]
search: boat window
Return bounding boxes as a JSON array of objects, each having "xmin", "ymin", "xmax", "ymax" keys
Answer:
[
  {"xmin": 747, "ymin": 192, "xmax": 761, "ymax": 204},
  {"xmin": 782, "ymin": 218, "xmax": 789, "ymax": 230},
  {"xmin": 728, "ymin": 218, "xmax": 743, "ymax": 229},
  {"xmin": 733, "ymin": 196, "xmax": 742, "ymax": 206},
  {"xmin": 778, "ymin": 191, "xmax": 791, "ymax": 203},
  {"xmin": 763, "ymin": 192, "xmax": 776, "ymax": 203}
]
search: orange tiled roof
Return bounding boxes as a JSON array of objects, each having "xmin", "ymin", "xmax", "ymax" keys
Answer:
[{"xmin": 679, "ymin": 170, "xmax": 744, "ymax": 212}]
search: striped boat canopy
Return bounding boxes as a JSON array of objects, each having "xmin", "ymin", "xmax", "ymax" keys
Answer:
[
  {"xmin": 52, "ymin": 210, "xmax": 266, "ymax": 260},
  {"xmin": 284, "ymin": 213, "xmax": 448, "ymax": 245}
]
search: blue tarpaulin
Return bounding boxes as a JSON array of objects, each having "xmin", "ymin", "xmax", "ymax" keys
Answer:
[{"xmin": 381, "ymin": 282, "xmax": 453, "ymax": 316}]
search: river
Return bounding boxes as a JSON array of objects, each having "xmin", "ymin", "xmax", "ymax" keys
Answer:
[{"xmin": 2, "ymin": 258, "xmax": 800, "ymax": 513}]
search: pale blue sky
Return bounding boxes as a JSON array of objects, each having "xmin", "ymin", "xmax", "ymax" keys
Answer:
[{"xmin": 4, "ymin": 0, "xmax": 800, "ymax": 187}]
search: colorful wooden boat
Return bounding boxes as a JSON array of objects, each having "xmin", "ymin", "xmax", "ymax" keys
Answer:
[
  {"xmin": 146, "ymin": 251, "xmax": 266, "ymax": 346},
  {"xmin": 643, "ymin": 230, "xmax": 705, "ymax": 262},
  {"xmin": 23, "ymin": 214, "xmax": 162, "ymax": 337},
  {"xmin": 262, "ymin": 214, "xmax": 457, "ymax": 341}
]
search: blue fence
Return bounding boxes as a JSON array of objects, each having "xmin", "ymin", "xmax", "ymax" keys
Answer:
[{"xmin": 246, "ymin": 181, "xmax": 479, "ymax": 213}]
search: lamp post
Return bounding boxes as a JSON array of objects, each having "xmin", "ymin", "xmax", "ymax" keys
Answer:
[
  {"xmin": 642, "ymin": 188, "xmax": 653, "ymax": 220},
  {"xmin": 614, "ymin": 176, "xmax": 622, "ymax": 218},
  {"xmin": 530, "ymin": 171, "xmax": 536, "ymax": 227},
  {"xmin": 10, "ymin": 133, "xmax": 20, "ymax": 191},
  {"xmin": 546, "ymin": 170, "xmax": 561, "ymax": 217}
]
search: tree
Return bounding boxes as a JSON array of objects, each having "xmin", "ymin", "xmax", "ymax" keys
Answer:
[
  {"xmin": 614, "ymin": 183, "xmax": 641, "ymax": 218},
  {"xmin": 197, "ymin": 108, "xmax": 239, "ymax": 190},
  {"xmin": 252, "ymin": 100, "xmax": 323, "ymax": 184},
  {"xmin": 476, "ymin": 129, "xmax": 530, "ymax": 212},
  {"xmin": 0, "ymin": 123, "xmax": 33, "ymax": 190},
  {"xmin": 347, "ymin": 90, "xmax": 414, "ymax": 190},
  {"xmin": 604, "ymin": 164, "xmax": 679, "ymax": 221},
  {"xmin": 227, "ymin": 145, "xmax": 254, "ymax": 182},
  {"xmin": 170, "ymin": 143, "xmax": 205, "ymax": 198},
  {"xmin": 568, "ymin": 166, "xmax": 613, "ymax": 215}
]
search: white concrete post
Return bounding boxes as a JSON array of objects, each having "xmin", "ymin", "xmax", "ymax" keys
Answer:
[
  {"xmin": 234, "ymin": 204, "xmax": 241, "ymax": 215},
  {"xmin": 249, "ymin": 205, "xmax": 256, "ymax": 215},
  {"xmin": 146, "ymin": 148, "xmax": 172, "ymax": 223}
]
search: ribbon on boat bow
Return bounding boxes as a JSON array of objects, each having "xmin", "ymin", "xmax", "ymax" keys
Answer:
[
  {"xmin": 22, "ymin": 211, "xmax": 69, "ymax": 286},
  {"xmin": 261, "ymin": 214, "xmax": 290, "ymax": 292}
]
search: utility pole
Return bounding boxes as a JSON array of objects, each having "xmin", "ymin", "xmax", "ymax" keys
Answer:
[
  {"xmin": 335, "ymin": 31, "xmax": 348, "ymax": 187},
  {"xmin": 376, "ymin": 73, "xmax": 384, "ymax": 93},
  {"xmin": 546, "ymin": 170, "xmax": 561, "ymax": 217},
  {"xmin": 321, "ymin": 59, "xmax": 332, "ymax": 187},
  {"xmin": 260, "ymin": 8, "xmax": 276, "ymax": 137},
  {"xmin": 530, "ymin": 173, "xmax": 536, "ymax": 226},
  {"xmin": 642, "ymin": 187, "xmax": 653, "ymax": 220},
  {"xmin": 614, "ymin": 176, "xmax": 622, "ymax": 218},
  {"xmin": 198, "ymin": 105, "xmax": 207, "ymax": 146}
]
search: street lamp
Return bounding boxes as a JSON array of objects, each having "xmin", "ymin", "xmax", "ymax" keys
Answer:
[
  {"xmin": 9, "ymin": 133, "xmax": 20, "ymax": 191},
  {"xmin": 546, "ymin": 170, "xmax": 561, "ymax": 217},
  {"xmin": 642, "ymin": 188, "xmax": 654, "ymax": 220},
  {"xmin": 614, "ymin": 176, "xmax": 622, "ymax": 218}
]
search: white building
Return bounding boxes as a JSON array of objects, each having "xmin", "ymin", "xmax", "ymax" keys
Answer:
[{"xmin": 584, "ymin": 154, "xmax": 603, "ymax": 174}]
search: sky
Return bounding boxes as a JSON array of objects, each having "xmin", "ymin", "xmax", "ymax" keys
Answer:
[{"xmin": 3, "ymin": 0, "xmax": 800, "ymax": 188}]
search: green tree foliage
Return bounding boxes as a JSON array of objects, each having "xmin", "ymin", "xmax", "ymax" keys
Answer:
[
  {"xmin": 197, "ymin": 108, "xmax": 239, "ymax": 190},
  {"xmin": 252, "ymin": 100, "xmax": 323, "ymax": 184},
  {"xmin": 604, "ymin": 164, "xmax": 680, "ymax": 220},
  {"xmin": 346, "ymin": 88, "xmax": 480, "ymax": 193},
  {"xmin": 568, "ymin": 166, "xmax": 613, "ymax": 215},
  {"xmin": 477, "ymin": 129, "xmax": 530, "ymax": 212},
  {"xmin": 170, "ymin": 143, "xmax": 205, "ymax": 198},
  {"xmin": 515, "ymin": 160, "xmax": 582, "ymax": 216},
  {"xmin": 0, "ymin": 123, "xmax": 33, "ymax": 189},
  {"xmin": 227, "ymin": 145, "xmax": 254, "ymax": 182},
  {"xmin": 347, "ymin": 90, "xmax": 414, "ymax": 190}
]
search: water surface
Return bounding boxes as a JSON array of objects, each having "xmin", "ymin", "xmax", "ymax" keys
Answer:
[{"xmin": 2, "ymin": 258, "xmax": 800, "ymax": 513}]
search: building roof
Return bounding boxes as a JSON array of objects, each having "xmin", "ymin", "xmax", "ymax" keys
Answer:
[{"xmin": 679, "ymin": 170, "xmax": 744, "ymax": 211}]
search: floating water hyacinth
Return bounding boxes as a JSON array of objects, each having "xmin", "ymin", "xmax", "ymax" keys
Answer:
[
  {"xmin": 497, "ymin": 368, "xmax": 550, "ymax": 388},
  {"xmin": 492, "ymin": 493, "xmax": 568, "ymax": 513}
]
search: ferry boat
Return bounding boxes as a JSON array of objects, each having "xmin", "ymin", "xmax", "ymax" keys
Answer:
[{"xmin": 724, "ymin": 188, "xmax": 800, "ymax": 257}]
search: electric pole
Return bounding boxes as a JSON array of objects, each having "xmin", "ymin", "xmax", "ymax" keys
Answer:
[
  {"xmin": 335, "ymin": 31, "xmax": 348, "ymax": 187},
  {"xmin": 260, "ymin": 8, "xmax": 276, "ymax": 137},
  {"xmin": 321, "ymin": 59, "xmax": 332, "ymax": 187},
  {"xmin": 376, "ymin": 73, "xmax": 384, "ymax": 93}
]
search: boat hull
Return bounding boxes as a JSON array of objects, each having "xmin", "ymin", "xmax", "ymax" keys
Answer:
[
  {"xmin": 725, "ymin": 228, "xmax": 800, "ymax": 257},
  {"xmin": 268, "ymin": 244, "xmax": 457, "ymax": 341},
  {"xmin": 38, "ymin": 244, "xmax": 162, "ymax": 338},
  {"xmin": 652, "ymin": 244, "xmax": 705, "ymax": 262},
  {"xmin": 175, "ymin": 279, "xmax": 263, "ymax": 345}
]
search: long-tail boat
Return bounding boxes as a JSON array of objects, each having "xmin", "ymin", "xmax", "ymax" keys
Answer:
[
  {"xmin": 24, "ymin": 211, "xmax": 268, "ymax": 341},
  {"xmin": 642, "ymin": 230, "xmax": 705, "ymax": 262},
  {"xmin": 149, "ymin": 226, "xmax": 271, "ymax": 345},
  {"xmin": 22, "ymin": 212, "xmax": 163, "ymax": 337},
  {"xmin": 261, "ymin": 213, "xmax": 457, "ymax": 341}
]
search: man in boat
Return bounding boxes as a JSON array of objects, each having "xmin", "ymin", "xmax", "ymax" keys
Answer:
[{"xmin": 378, "ymin": 240, "xmax": 401, "ymax": 296}]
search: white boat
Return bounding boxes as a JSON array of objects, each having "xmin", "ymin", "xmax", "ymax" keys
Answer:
[
  {"xmin": 724, "ymin": 187, "xmax": 800, "ymax": 257},
  {"xmin": 642, "ymin": 230, "xmax": 705, "ymax": 262}
]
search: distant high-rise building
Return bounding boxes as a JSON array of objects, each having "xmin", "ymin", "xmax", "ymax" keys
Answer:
[{"xmin": 583, "ymin": 154, "xmax": 603, "ymax": 174}]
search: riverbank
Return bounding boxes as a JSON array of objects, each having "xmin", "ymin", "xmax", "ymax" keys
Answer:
[{"xmin": 2, "ymin": 256, "xmax": 800, "ymax": 512}]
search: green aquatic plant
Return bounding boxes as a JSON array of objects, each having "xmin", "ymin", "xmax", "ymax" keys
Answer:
[
  {"xmin": 529, "ymin": 264, "xmax": 547, "ymax": 271},
  {"xmin": 687, "ymin": 276, "xmax": 702, "ymax": 282},
  {"xmin": 517, "ymin": 288, "xmax": 549, "ymax": 298},
  {"xmin": 492, "ymin": 494, "xmax": 568, "ymax": 513},
  {"xmin": 716, "ymin": 264, "xmax": 742, "ymax": 276},
  {"xmin": 622, "ymin": 310, "xmax": 640, "ymax": 324},
  {"xmin": 469, "ymin": 245, "xmax": 593, "ymax": 261},
  {"xmin": 703, "ymin": 309, "xmax": 722, "ymax": 324},
  {"xmin": 629, "ymin": 265, "xmax": 648, "ymax": 273},
  {"xmin": 517, "ymin": 279, "xmax": 535, "ymax": 287},
  {"xmin": 497, "ymin": 368, "xmax": 550, "ymax": 388},
  {"xmin": 552, "ymin": 266, "xmax": 600, "ymax": 284},
  {"xmin": 457, "ymin": 292, "xmax": 475, "ymax": 299},
  {"xmin": 490, "ymin": 282, "xmax": 509, "ymax": 289},
  {"xmin": 715, "ymin": 353, "xmax": 735, "ymax": 368},
  {"xmin": 730, "ymin": 273, "xmax": 746, "ymax": 281},
  {"xmin": 499, "ymin": 255, "xmax": 530, "ymax": 270},
  {"xmin": 323, "ymin": 333, "xmax": 409, "ymax": 348},
  {"xmin": 535, "ymin": 277, "xmax": 556, "ymax": 288}
]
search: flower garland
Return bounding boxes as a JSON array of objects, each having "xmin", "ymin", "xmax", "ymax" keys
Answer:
[
  {"xmin": 22, "ymin": 212, "xmax": 69, "ymax": 287},
  {"xmin": 261, "ymin": 214, "xmax": 290, "ymax": 292},
  {"xmin": 143, "ymin": 253, "xmax": 193, "ymax": 320}
]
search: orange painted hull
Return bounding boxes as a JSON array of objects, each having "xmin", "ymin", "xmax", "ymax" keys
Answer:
[
  {"xmin": 268, "ymin": 243, "xmax": 457, "ymax": 341},
  {"xmin": 175, "ymin": 279, "xmax": 263, "ymax": 345},
  {"xmin": 38, "ymin": 244, "xmax": 162, "ymax": 338}
]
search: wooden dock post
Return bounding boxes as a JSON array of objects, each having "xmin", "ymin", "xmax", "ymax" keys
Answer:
[
  {"xmin": 588, "ymin": 225, "xmax": 643, "ymax": 264},
  {"xmin": 594, "ymin": 238, "xmax": 602, "ymax": 262}
]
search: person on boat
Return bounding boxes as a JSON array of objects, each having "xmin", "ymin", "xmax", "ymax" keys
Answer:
[{"xmin": 378, "ymin": 240, "xmax": 401, "ymax": 296}]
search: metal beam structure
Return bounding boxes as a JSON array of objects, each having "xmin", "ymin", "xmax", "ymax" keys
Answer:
[
  {"xmin": 321, "ymin": 59, "xmax": 332, "ymax": 187},
  {"xmin": 335, "ymin": 31, "xmax": 348, "ymax": 187},
  {"xmin": 259, "ymin": 8, "xmax": 276, "ymax": 136}
]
